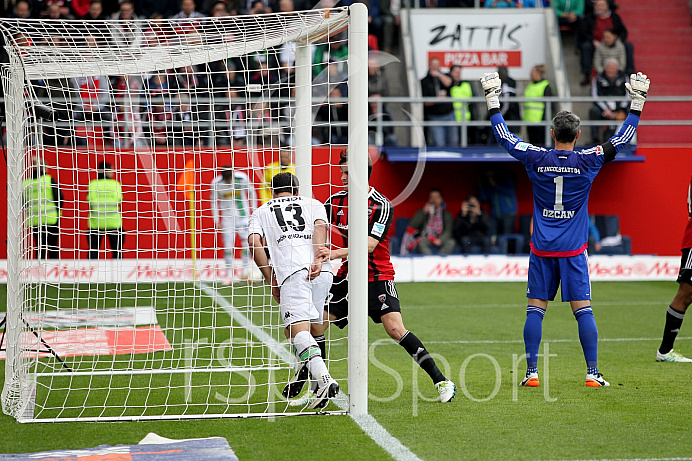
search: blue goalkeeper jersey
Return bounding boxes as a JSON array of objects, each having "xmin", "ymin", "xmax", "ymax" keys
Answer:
[{"xmin": 490, "ymin": 110, "xmax": 639, "ymax": 256}]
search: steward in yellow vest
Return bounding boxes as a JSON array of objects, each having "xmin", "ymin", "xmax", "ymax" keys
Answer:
[
  {"xmin": 86, "ymin": 162, "xmax": 124, "ymax": 259},
  {"xmin": 260, "ymin": 146, "xmax": 294, "ymax": 204},
  {"xmin": 523, "ymin": 65, "xmax": 553, "ymax": 145},
  {"xmin": 23, "ymin": 159, "xmax": 63, "ymax": 259}
]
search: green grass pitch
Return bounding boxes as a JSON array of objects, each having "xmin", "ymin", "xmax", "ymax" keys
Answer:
[{"xmin": 1, "ymin": 281, "xmax": 691, "ymax": 460}]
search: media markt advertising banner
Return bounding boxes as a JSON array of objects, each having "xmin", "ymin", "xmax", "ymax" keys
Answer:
[{"xmin": 409, "ymin": 9, "xmax": 548, "ymax": 80}]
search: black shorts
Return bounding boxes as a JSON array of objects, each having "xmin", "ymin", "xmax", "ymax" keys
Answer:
[
  {"xmin": 677, "ymin": 248, "xmax": 692, "ymax": 286},
  {"xmin": 327, "ymin": 276, "xmax": 402, "ymax": 329}
]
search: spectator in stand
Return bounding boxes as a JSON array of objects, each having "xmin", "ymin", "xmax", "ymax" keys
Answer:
[
  {"xmin": 45, "ymin": 1, "xmax": 70, "ymax": 19},
  {"xmin": 313, "ymin": 36, "xmax": 348, "ymax": 78},
  {"xmin": 109, "ymin": 1, "xmax": 143, "ymax": 49},
  {"xmin": 402, "ymin": 189, "xmax": 455, "ymax": 256},
  {"xmin": 588, "ymin": 59, "xmax": 629, "ymax": 144},
  {"xmin": 316, "ymin": 85, "xmax": 349, "ymax": 145},
  {"xmin": 24, "ymin": 157, "xmax": 63, "ymax": 259},
  {"xmin": 171, "ymin": 0, "xmax": 206, "ymax": 33},
  {"xmin": 313, "ymin": 60, "xmax": 348, "ymax": 101},
  {"xmin": 448, "ymin": 65, "xmax": 478, "ymax": 145},
  {"xmin": 593, "ymin": 28, "xmax": 626, "ymax": 75},
  {"xmin": 368, "ymin": 56, "xmax": 387, "ymax": 98},
  {"xmin": 578, "ymin": 0, "xmax": 634, "ymax": 85},
  {"xmin": 380, "ymin": 0, "xmax": 400, "ymax": 54},
  {"xmin": 368, "ymin": 93, "xmax": 397, "ymax": 146},
  {"xmin": 523, "ymin": 64, "xmax": 553, "ymax": 146},
  {"xmin": 209, "ymin": 1, "xmax": 232, "ymax": 16},
  {"xmin": 454, "ymin": 195, "xmax": 491, "ymax": 254},
  {"xmin": 420, "ymin": 57, "xmax": 457, "ymax": 147},
  {"xmin": 484, "ymin": 0, "xmax": 515, "ymax": 7},
  {"xmin": 497, "ymin": 66, "xmax": 521, "ymax": 123},
  {"xmin": 80, "ymin": 0, "xmax": 106, "ymax": 20},
  {"xmin": 553, "ymin": 0, "xmax": 583, "ymax": 31},
  {"xmin": 9, "ymin": 0, "xmax": 32, "ymax": 18},
  {"xmin": 478, "ymin": 168, "xmax": 518, "ymax": 239}
]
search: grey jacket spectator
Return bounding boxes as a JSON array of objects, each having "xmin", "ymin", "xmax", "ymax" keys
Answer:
[{"xmin": 593, "ymin": 29, "xmax": 627, "ymax": 74}]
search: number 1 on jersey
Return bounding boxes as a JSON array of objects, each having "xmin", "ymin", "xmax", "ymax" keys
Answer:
[{"xmin": 553, "ymin": 176, "xmax": 565, "ymax": 211}]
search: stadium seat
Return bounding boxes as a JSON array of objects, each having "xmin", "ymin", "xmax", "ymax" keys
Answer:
[
  {"xmin": 496, "ymin": 234, "xmax": 526, "ymax": 255},
  {"xmin": 594, "ymin": 215, "xmax": 632, "ymax": 254},
  {"xmin": 389, "ymin": 217, "xmax": 411, "ymax": 255}
]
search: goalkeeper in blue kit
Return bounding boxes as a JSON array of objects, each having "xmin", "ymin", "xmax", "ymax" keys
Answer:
[{"xmin": 481, "ymin": 70, "xmax": 651, "ymax": 387}]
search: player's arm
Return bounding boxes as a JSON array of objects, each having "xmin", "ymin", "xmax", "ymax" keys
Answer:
[
  {"xmin": 601, "ymin": 72, "xmax": 650, "ymax": 163},
  {"xmin": 248, "ymin": 232, "xmax": 277, "ymax": 282},
  {"xmin": 309, "ymin": 218, "xmax": 328, "ymax": 279},
  {"xmin": 480, "ymin": 72, "xmax": 533, "ymax": 164}
]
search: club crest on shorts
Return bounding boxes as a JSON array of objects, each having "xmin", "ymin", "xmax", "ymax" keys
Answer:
[{"xmin": 378, "ymin": 294, "xmax": 386, "ymax": 303}]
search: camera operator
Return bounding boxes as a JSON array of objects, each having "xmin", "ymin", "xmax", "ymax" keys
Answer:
[{"xmin": 454, "ymin": 195, "xmax": 491, "ymax": 254}]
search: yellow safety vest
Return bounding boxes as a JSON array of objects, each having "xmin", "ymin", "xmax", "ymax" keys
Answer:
[
  {"xmin": 24, "ymin": 174, "xmax": 59, "ymax": 226},
  {"xmin": 260, "ymin": 161, "xmax": 295, "ymax": 204},
  {"xmin": 87, "ymin": 178, "xmax": 123, "ymax": 229},
  {"xmin": 523, "ymin": 79, "xmax": 551, "ymax": 122},
  {"xmin": 450, "ymin": 81, "xmax": 473, "ymax": 122}
]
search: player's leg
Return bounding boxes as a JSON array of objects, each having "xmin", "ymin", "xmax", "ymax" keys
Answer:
[
  {"xmin": 375, "ymin": 280, "xmax": 456, "ymax": 402},
  {"xmin": 284, "ymin": 272, "xmax": 333, "ymax": 399},
  {"xmin": 562, "ymin": 252, "xmax": 609, "ymax": 387},
  {"xmin": 221, "ymin": 215, "xmax": 235, "ymax": 283},
  {"xmin": 657, "ymin": 251, "xmax": 692, "ymax": 362},
  {"xmin": 522, "ymin": 253, "xmax": 558, "ymax": 387},
  {"xmin": 282, "ymin": 275, "xmax": 338, "ymax": 408}
]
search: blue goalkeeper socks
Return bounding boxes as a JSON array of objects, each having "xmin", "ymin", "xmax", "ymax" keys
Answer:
[
  {"xmin": 574, "ymin": 306, "xmax": 599, "ymax": 374},
  {"xmin": 524, "ymin": 306, "xmax": 546, "ymax": 374}
]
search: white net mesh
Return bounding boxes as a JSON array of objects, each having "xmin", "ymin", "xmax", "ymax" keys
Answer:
[{"xmin": 1, "ymin": 8, "xmax": 357, "ymax": 421}]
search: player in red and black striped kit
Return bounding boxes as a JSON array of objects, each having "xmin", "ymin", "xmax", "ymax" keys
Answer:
[
  {"xmin": 314, "ymin": 149, "xmax": 456, "ymax": 402},
  {"xmin": 656, "ymin": 174, "xmax": 692, "ymax": 363}
]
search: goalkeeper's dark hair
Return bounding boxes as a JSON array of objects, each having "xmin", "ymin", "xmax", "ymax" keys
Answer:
[
  {"xmin": 272, "ymin": 172, "xmax": 299, "ymax": 195},
  {"xmin": 339, "ymin": 148, "xmax": 372, "ymax": 179},
  {"xmin": 551, "ymin": 111, "xmax": 581, "ymax": 143}
]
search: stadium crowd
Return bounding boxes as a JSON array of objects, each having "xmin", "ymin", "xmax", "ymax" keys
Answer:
[{"xmin": 1, "ymin": 0, "xmax": 643, "ymax": 149}]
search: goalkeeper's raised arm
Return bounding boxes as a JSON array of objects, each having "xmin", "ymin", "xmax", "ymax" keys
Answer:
[{"xmin": 481, "ymin": 71, "xmax": 650, "ymax": 163}]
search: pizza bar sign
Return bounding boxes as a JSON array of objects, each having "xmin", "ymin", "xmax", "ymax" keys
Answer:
[
  {"xmin": 409, "ymin": 10, "xmax": 548, "ymax": 80},
  {"xmin": 428, "ymin": 51, "xmax": 522, "ymax": 69}
]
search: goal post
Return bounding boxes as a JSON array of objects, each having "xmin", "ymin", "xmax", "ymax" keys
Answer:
[{"xmin": 0, "ymin": 6, "xmax": 369, "ymax": 422}]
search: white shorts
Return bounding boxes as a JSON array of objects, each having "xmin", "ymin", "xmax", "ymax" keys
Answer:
[
  {"xmin": 221, "ymin": 215, "xmax": 249, "ymax": 253},
  {"xmin": 279, "ymin": 270, "xmax": 333, "ymax": 328}
]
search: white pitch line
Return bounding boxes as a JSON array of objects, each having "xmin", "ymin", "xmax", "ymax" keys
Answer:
[{"xmin": 199, "ymin": 282, "xmax": 423, "ymax": 461}]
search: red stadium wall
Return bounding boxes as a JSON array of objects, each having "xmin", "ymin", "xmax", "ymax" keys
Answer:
[
  {"xmin": 368, "ymin": 146, "xmax": 690, "ymax": 256},
  {"xmin": 0, "ymin": 146, "xmax": 688, "ymax": 258}
]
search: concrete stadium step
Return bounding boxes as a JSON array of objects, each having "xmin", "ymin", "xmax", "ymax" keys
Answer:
[{"xmin": 617, "ymin": 0, "xmax": 692, "ymax": 144}]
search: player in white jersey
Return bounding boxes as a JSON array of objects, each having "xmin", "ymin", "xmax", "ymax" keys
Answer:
[
  {"xmin": 248, "ymin": 172, "xmax": 338, "ymax": 409},
  {"xmin": 211, "ymin": 167, "xmax": 256, "ymax": 284}
]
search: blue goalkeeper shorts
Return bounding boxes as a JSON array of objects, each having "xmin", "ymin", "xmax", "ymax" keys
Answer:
[{"xmin": 527, "ymin": 251, "xmax": 591, "ymax": 302}]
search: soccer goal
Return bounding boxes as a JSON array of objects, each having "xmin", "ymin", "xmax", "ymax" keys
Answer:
[{"xmin": 0, "ymin": 3, "xmax": 369, "ymax": 422}]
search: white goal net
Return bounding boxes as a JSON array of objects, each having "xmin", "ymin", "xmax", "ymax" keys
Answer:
[{"xmin": 0, "ymin": 4, "xmax": 370, "ymax": 422}]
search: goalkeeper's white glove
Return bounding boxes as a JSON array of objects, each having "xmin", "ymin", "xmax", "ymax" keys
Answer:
[
  {"xmin": 625, "ymin": 72, "xmax": 650, "ymax": 112},
  {"xmin": 480, "ymin": 72, "xmax": 502, "ymax": 110}
]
